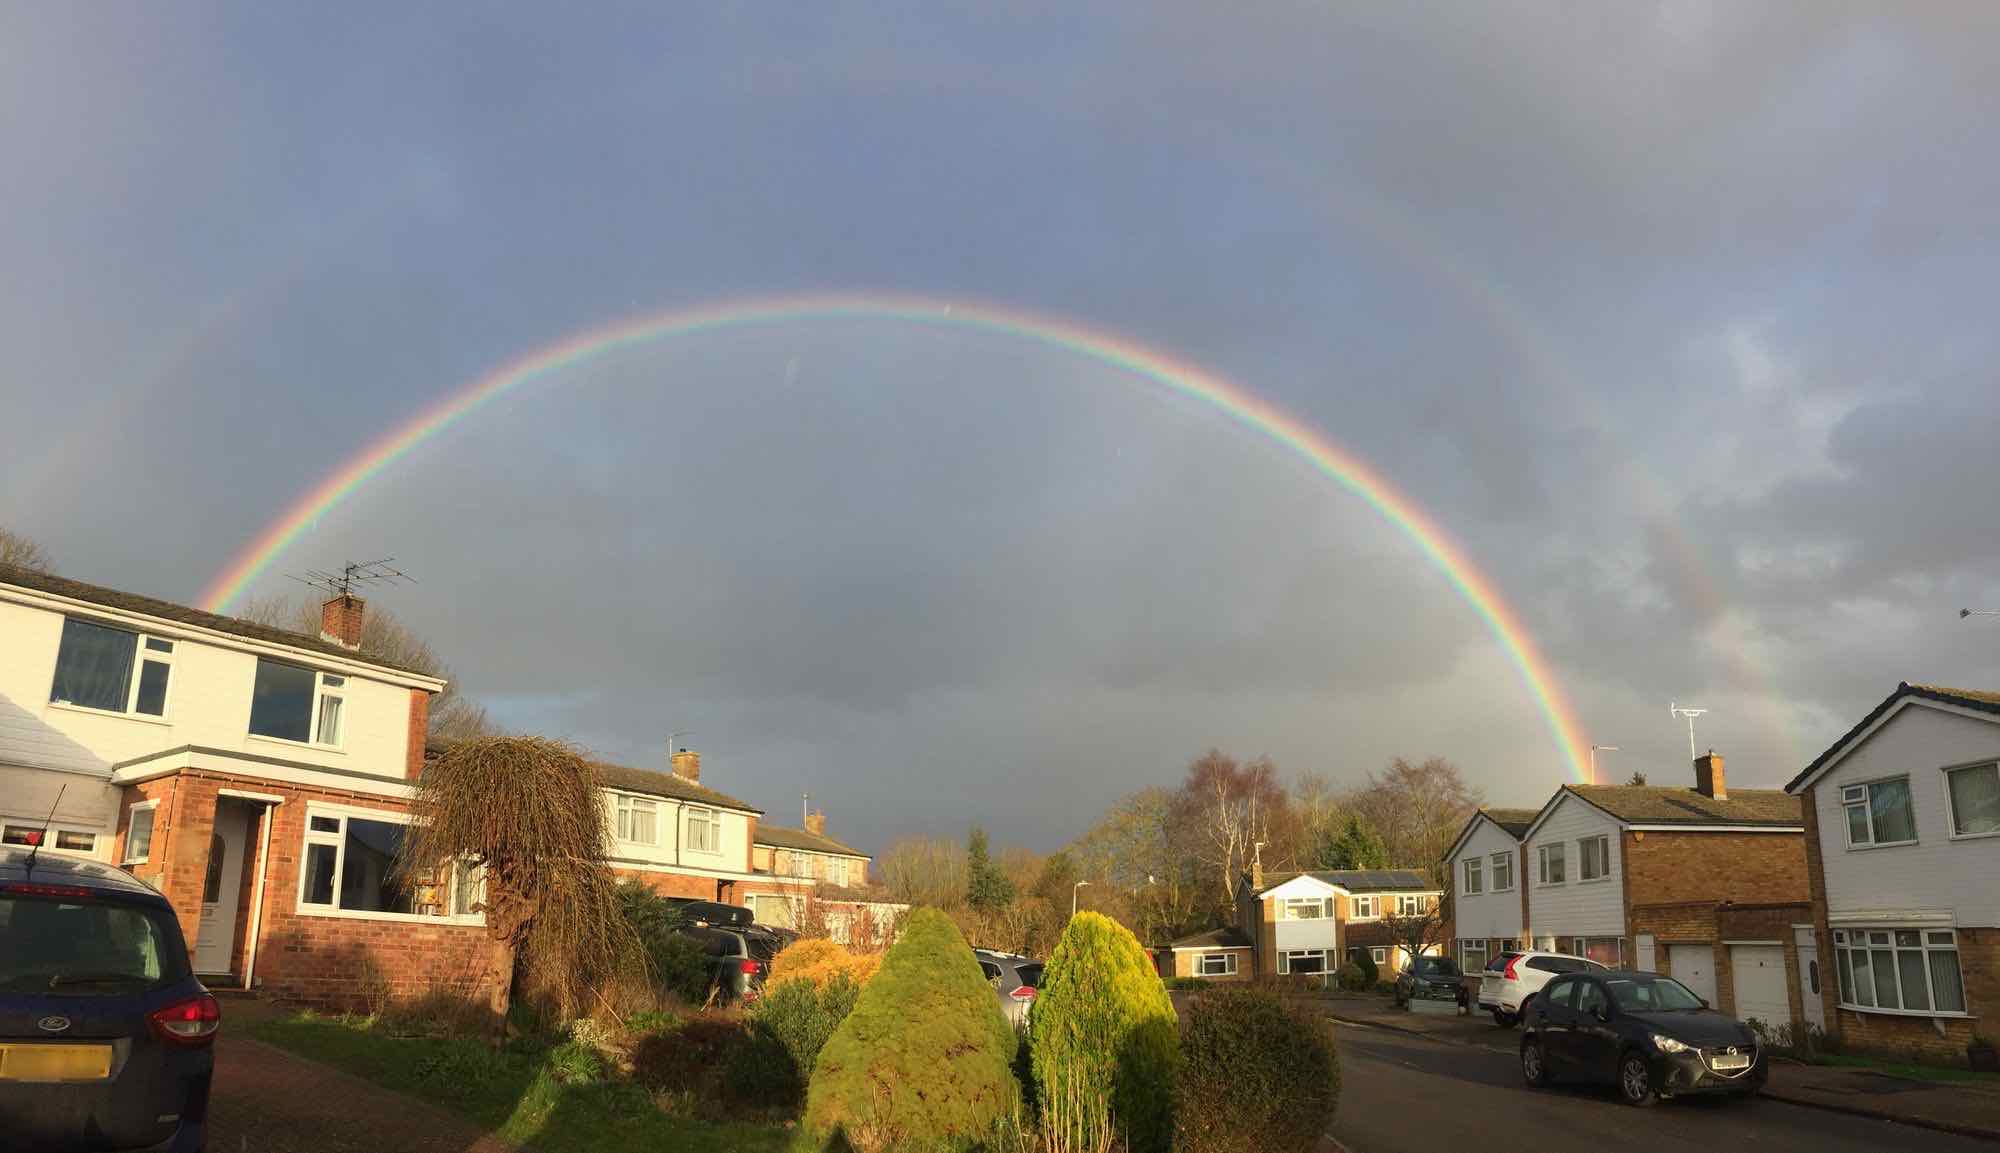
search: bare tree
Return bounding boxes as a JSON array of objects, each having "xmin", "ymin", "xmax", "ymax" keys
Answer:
[
  {"xmin": 1174, "ymin": 750, "xmax": 1291, "ymax": 913},
  {"xmin": 1347, "ymin": 757, "xmax": 1483, "ymax": 880},
  {"xmin": 0, "ymin": 527, "xmax": 53, "ymax": 572},
  {"xmin": 1070, "ymin": 786, "xmax": 1206, "ymax": 944},
  {"xmin": 1382, "ymin": 899, "xmax": 1447, "ymax": 978},
  {"xmin": 876, "ymin": 835, "xmax": 968, "ymax": 909}
]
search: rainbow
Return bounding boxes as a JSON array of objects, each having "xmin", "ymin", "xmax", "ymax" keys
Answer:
[{"xmin": 199, "ymin": 292, "xmax": 1591, "ymax": 780}]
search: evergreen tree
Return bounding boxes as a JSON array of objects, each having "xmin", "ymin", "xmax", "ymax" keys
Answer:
[
  {"xmin": 1315, "ymin": 814, "xmax": 1390, "ymax": 870},
  {"xmin": 966, "ymin": 825, "xmax": 1016, "ymax": 912}
]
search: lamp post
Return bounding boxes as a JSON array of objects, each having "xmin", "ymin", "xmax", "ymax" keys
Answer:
[
  {"xmin": 1964, "ymin": 609, "xmax": 2000, "ymax": 619},
  {"xmin": 1072, "ymin": 880, "xmax": 1091, "ymax": 918},
  {"xmin": 1589, "ymin": 745, "xmax": 1619, "ymax": 784}
]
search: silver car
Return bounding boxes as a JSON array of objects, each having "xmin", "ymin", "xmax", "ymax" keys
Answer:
[{"xmin": 975, "ymin": 948, "xmax": 1043, "ymax": 1027}]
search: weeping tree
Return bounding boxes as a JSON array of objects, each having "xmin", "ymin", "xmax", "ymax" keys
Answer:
[{"xmin": 398, "ymin": 736, "xmax": 641, "ymax": 1036}]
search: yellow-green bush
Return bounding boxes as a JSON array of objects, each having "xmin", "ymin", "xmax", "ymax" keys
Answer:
[
  {"xmin": 800, "ymin": 909, "xmax": 1018, "ymax": 1152},
  {"xmin": 1175, "ymin": 985, "xmax": 1340, "ymax": 1153},
  {"xmin": 1030, "ymin": 911, "xmax": 1179, "ymax": 1153},
  {"xmin": 768, "ymin": 937, "xmax": 882, "ymax": 990}
]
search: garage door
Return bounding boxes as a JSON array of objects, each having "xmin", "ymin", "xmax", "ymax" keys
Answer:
[
  {"xmin": 1668, "ymin": 944, "xmax": 1717, "ymax": 1006},
  {"xmin": 1730, "ymin": 944, "xmax": 1789, "ymax": 1029}
]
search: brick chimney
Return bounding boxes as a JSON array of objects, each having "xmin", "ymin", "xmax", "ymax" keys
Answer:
[
  {"xmin": 671, "ymin": 748, "xmax": 701, "ymax": 784},
  {"xmin": 1695, "ymin": 750, "xmax": 1727, "ymax": 801},
  {"xmin": 805, "ymin": 809, "xmax": 827, "ymax": 836},
  {"xmin": 320, "ymin": 594, "xmax": 365, "ymax": 649}
]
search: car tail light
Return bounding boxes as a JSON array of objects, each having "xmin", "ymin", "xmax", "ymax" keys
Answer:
[
  {"xmin": 149, "ymin": 994, "xmax": 221, "ymax": 1046},
  {"xmin": 0, "ymin": 882, "xmax": 96, "ymax": 899},
  {"xmin": 1009, "ymin": 986, "xmax": 1037, "ymax": 1002},
  {"xmin": 1504, "ymin": 956, "xmax": 1521, "ymax": 980},
  {"xmin": 740, "ymin": 959, "xmax": 763, "ymax": 977}
]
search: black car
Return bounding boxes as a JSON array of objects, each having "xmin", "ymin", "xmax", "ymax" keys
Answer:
[
  {"xmin": 0, "ymin": 846, "xmax": 218, "ymax": 1151},
  {"xmin": 1393, "ymin": 955, "xmax": 1464, "ymax": 1008},
  {"xmin": 1520, "ymin": 969, "xmax": 1765, "ymax": 1106},
  {"xmin": 665, "ymin": 899, "xmax": 785, "ymax": 1002}
]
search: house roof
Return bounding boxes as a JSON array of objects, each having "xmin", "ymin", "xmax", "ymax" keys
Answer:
[
  {"xmin": 1166, "ymin": 926, "xmax": 1252, "ymax": 950},
  {"xmin": 1443, "ymin": 805, "xmax": 1540, "ymax": 863},
  {"xmin": 755, "ymin": 823, "xmax": 869, "ymax": 859},
  {"xmin": 593, "ymin": 761, "xmax": 762, "ymax": 815},
  {"xmin": 0, "ymin": 562, "xmax": 433, "ymax": 679},
  {"xmin": 1557, "ymin": 784, "xmax": 1801, "ymax": 828},
  {"xmin": 1786, "ymin": 682, "xmax": 2000, "ymax": 794},
  {"xmin": 1259, "ymin": 868, "xmax": 1436, "ymax": 894}
]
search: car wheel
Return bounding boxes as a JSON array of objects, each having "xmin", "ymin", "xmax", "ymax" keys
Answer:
[
  {"xmin": 1493, "ymin": 1010, "xmax": 1517, "ymax": 1028},
  {"xmin": 1520, "ymin": 1037, "xmax": 1554, "ymax": 1088},
  {"xmin": 1618, "ymin": 1051, "xmax": 1659, "ymax": 1107}
]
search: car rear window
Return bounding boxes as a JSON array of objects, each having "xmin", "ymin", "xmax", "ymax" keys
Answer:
[
  {"xmin": 0, "ymin": 894, "xmax": 187, "ymax": 994},
  {"xmin": 1486, "ymin": 953, "xmax": 1517, "ymax": 972},
  {"xmin": 1416, "ymin": 957, "xmax": 1458, "ymax": 976},
  {"xmin": 1527, "ymin": 956, "xmax": 1591, "ymax": 974},
  {"xmin": 1014, "ymin": 964, "xmax": 1043, "ymax": 989}
]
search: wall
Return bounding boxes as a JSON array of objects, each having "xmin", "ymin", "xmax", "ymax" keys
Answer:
[
  {"xmin": 1451, "ymin": 818, "xmax": 1524, "ymax": 942},
  {"xmin": 1524, "ymin": 795, "xmax": 1624, "ymax": 938},
  {"xmin": 1628, "ymin": 900, "xmax": 1809, "ymax": 1027},
  {"xmin": 0, "ymin": 762, "xmax": 124, "ymax": 859},
  {"xmin": 1170, "ymin": 948, "xmax": 1251, "ymax": 981},
  {"xmin": 1623, "ymin": 829, "xmax": 1808, "ymax": 907},
  {"xmin": 1813, "ymin": 704, "xmax": 2000, "ymax": 926},
  {"xmin": 599, "ymin": 787, "xmax": 755, "ymax": 876},
  {"xmin": 1833, "ymin": 927, "xmax": 2000, "ymax": 1062}
]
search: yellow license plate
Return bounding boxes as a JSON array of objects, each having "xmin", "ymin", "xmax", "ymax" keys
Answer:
[{"xmin": 0, "ymin": 1043, "xmax": 113, "ymax": 1082}]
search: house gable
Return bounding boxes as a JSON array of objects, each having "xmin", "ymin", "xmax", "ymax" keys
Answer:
[
  {"xmin": 1522, "ymin": 791, "xmax": 1625, "ymax": 938},
  {"xmin": 1260, "ymin": 874, "xmax": 1345, "ymax": 901},
  {"xmin": 1788, "ymin": 686, "xmax": 2000, "ymax": 795}
]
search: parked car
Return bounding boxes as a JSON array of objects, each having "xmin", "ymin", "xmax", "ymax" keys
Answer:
[
  {"xmin": 1479, "ymin": 950, "xmax": 1604, "ymax": 1026},
  {"xmin": 0, "ymin": 845, "xmax": 218, "ymax": 1152},
  {"xmin": 1393, "ymin": 955, "xmax": 1465, "ymax": 1008},
  {"xmin": 1519, "ymin": 969, "xmax": 1765, "ymax": 1106},
  {"xmin": 974, "ymin": 949, "xmax": 1043, "ymax": 1028},
  {"xmin": 665, "ymin": 898, "xmax": 783, "ymax": 1003}
]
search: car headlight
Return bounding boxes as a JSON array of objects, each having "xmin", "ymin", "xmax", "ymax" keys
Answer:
[{"xmin": 1650, "ymin": 1033, "xmax": 1692, "ymax": 1054}]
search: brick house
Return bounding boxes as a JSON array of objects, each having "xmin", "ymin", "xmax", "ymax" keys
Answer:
[
  {"xmin": 742, "ymin": 813, "xmax": 898, "ymax": 945},
  {"xmin": 0, "ymin": 563, "xmax": 500, "ymax": 1008},
  {"xmin": 1157, "ymin": 926, "xmax": 1254, "ymax": 981},
  {"xmin": 1447, "ymin": 754, "xmax": 1813, "ymax": 1030},
  {"xmin": 1231, "ymin": 868, "xmax": 1443, "ymax": 979},
  {"xmin": 1784, "ymin": 683, "xmax": 2000, "ymax": 1061}
]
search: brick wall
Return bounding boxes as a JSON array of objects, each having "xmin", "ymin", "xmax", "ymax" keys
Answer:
[
  {"xmin": 1628, "ymin": 899, "xmax": 1809, "ymax": 1026},
  {"xmin": 1801, "ymin": 786, "xmax": 1844, "ymax": 1037},
  {"xmin": 613, "ymin": 866, "xmax": 727, "ymax": 901},
  {"xmin": 1169, "ymin": 948, "xmax": 1252, "ymax": 981},
  {"xmin": 1827, "ymin": 927, "xmax": 1999, "ymax": 1063},
  {"xmin": 1622, "ymin": 829, "xmax": 1809, "ymax": 906}
]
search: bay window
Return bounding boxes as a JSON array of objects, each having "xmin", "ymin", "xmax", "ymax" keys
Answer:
[
  {"xmin": 1834, "ymin": 928, "xmax": 1965, "ymax": 1014},
  {"xmin": 1842, "ymin": 777, "xmax": 1916, "ymax": 847},
  {"xmin": 48, "ymin": 617, "xmax": 175, "ymax": 717},
  {"xmin": 1463, "ymin": 857, "xmax": 1484, "ymax": 895},
  {"xmin": 249, "ymin": 659, "xmax": 346, "ymax": 746},
  {"xmin": 1946, "ymin": 763, "xmax": 2000, "ymax": 837}
]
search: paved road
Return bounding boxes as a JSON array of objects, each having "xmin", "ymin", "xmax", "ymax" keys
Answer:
[{"xmin": 1332, "ymin": 1021, "xmax": 1990, "ymax": 1153}]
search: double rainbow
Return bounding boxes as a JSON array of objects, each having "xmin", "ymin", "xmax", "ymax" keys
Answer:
[{"xmin": 199, "ymin": 292, "xmax": 1589, "ymax": 780}]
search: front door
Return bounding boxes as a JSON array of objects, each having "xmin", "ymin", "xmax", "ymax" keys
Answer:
[
  {"xmin": 193, "ymin": 806, "xmax": 249, "ymax": 974},
  {"xmin": 1795, "ymin": 927, "xmax": 1826, "ymax": 1031}
]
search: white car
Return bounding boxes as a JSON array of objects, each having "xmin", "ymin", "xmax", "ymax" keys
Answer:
[{"xmin": 1478, "ymin": 950, "xmax": 1605, "ymax": 1026}]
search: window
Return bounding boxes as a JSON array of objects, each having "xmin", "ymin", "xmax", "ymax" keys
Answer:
[
  {"xmin": 1, "ymin": 826, "xmax": 40, "ymax": 846},
  {"xmin": 829, "ymin": 857, "xmax": 848, "ymax": 887},
  {"xmin": 1281, "ymin": 897, "xmax": 1329, "ymax": 921},
  {"xmin": 1841, "ymin": 778, "xmax": 1917, "ymax": 847},
  {"xmin": 686, "ymin": 806, "xmax": 721, "ymax": 853},
  {"xmin": 1197, "ymin": 952, "xmax": 1238, "ymax": 976},
  {"xmin": 297, "ymin": 806, "xmax": 481, "ymax": 921},
  {"xmin": 125, "ymin": 803, "xmax": 157, "ymax": 863},
  {"xmin": 1575, "ymin": 979, "xmax": 1608, "ymax": 1017},
  {"xmin": 615, "ymin": 795, "xmax": 658, "ymax": 844},
  {"xmin": 1946, "ymin": 763, "xmax": 2000, "ymax": 837},
  {"xmin": 1463, "ymin": 857, "xmax": 1484, "ymax": 895},
  {"xmin": 1395, "ymin": 894, "xmax": 1426, "ymax": 917},
  {"xmin": 1834, "ymin": 928, "xmax": 1965, "ymax": 1014},
  {"xmin": 1578, "ymin": 936, "xmax": 1623, "ymax": 966},
  {"xmin": 55, "ymin": 830, "xmax": 94, "ymax": 852},
  {"xmin": 1579, "ymin": 835, "xmax": 1609, "ymax": 881},
  {"xmin": 1370, "ymin": 946, "xmax": 1388, "ymax": 965},
  {"xmin": 1460, "ymin": 938, "xmax": 1489, "ymax": 972},
  {"xmin": 1278, "ymin": 950, "xmax": 1327, "ymax": 975},
  {"xmin": 1490, "ymin": 851, "xmax": 1514, "ymax": 891},
  {"xmin": 1350, "ymin": 895, "xmax": 1378, "ymax": 919},
  {"xmin": 48, "ymin": 618, "xmax": 174, "ymax": 717},
  {"xmin": 1538, "ymin": 843, "xmax": 1566, "ymax": 885},
  {"xmin": 1543, "ymin": 976, "xmax": 1578, "ymax": 1009},
  {"xmin": 249, "ymin": 659, "xmax": 345, "ymax": 746}
]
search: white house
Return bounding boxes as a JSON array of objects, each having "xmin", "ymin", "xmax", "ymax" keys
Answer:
[
  {"xmin": 1443, "ymin": 807, "xmax": 1536, "ymax": 972},
  {"xmin": 1785, "ymin": 683, "xmax": 2000, "ymax": 1061}
]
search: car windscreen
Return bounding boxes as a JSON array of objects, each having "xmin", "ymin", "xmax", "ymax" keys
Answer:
[
  {"xmin": 1606, "ymin": 975, "xmax": 1705, "ymax": 1012},
  {"xmin": 1416, "ymin": 957, "xmax": 1458, "ymax": 976},
  {"xmin": 1014, "ymin": 963, "xmax": 1043, "ymax": 989},
  {"xmin": 0, "ymin": 894, "xmax": 187, "ymax": 994}
]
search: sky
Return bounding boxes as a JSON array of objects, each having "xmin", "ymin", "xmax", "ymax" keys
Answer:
[{"xmin": 5, "ymin": 3, "xmax": 2000, "ymax": 853}]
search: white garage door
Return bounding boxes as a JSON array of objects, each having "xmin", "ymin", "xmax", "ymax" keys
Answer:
[
  {"xmin": 1668, "ymin": 944, "xmax": 1717, "ymax": 1006},
  {"xmin": 1730, "ymin": 944, "xmax": 1789, "ymax": 1029}
]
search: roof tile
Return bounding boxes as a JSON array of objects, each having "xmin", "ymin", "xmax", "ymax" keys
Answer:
[{"xmin": 1565, "ymin": 784, "xmax": 1799, "ymax": 826}]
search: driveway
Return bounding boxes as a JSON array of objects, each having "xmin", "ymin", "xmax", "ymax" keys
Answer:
[{"xmin": 1331, "ymin": 1023, "xmax": 1993, "ymax": 1153}]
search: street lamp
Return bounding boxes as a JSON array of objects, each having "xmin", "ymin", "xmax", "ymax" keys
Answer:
[
  {"xmin": 1589, "ymin": 745, "xmax": 1619, "ymax": 784},
  {"xmin": 1072, "ymin": 880, "xmax": 1091, "ymax": 918},
  {"xmin": 1963, "ymin": 609, "xmax": 2000, "ymax": 619}
]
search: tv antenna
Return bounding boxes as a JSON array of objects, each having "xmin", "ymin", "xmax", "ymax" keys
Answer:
[
  {"xmin": 1669, "ymin": 702, "xmax": 1708, "ymax": 763},
  {"xmin": 289, "ymin": 558, "xmax": 414, "ymax": 600}
]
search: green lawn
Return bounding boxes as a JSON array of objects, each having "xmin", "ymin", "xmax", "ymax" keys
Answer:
[
  {"xmin": 247, "ymin": 1012, "xmax": 790, "ymax": 1153},
  {"xmin": 1810, "ymin": 1051, "xmax": 2000, "ymax": 1085}
]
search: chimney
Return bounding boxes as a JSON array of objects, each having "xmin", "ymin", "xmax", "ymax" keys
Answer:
[
  {"xmin": 671, "ymin": 748, "xmax": 701, "ymax": 784},
  {"xmin": 1695, "ymin": 750, "xmax": 1727, "ymax": 801},
  {"xmin": 805, "ymin": 809, "xmax": 827, "ymax": 836},
  {"xmin": 320, "ymin": 594, "xmax": 365, "ymax": 650},
  {"xmin": 1251, "ymin": 854, "xmax": 1264, "ymax": 893}
]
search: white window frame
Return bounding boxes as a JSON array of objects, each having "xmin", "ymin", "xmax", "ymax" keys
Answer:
[
  {"xmin": 1490, "ymin": 850, "xmax": 1514, "ymax": 891},
  {"xmin": 1942, "ymin": 761, "xmax": 2000, "ymax": 841},
  {"xmin": 247, "ymin": 660, "xmax": 349, "ymax": 750},
  {"xmin": 1578, "ymin": 834, "xmax": 1610, "ymax": 882},
  {"xmin": 685, "ymin": 806, "xmax": 722, "ymax": 855},
  {"xmin": 1, "ymin": 822, "xmax": 98, "ymax": 857},
  {"xmin": 1349, "ymin": 895, "xmax": 1378, "ymax": 920},
  {"xmin": 1460, "ymin": 938, "xmax": 1489, "ymax": 972},
  {"xmin": 1832, "ymin": 928, "xmax": 1969, "ymax": 1017},
  {"xmin": 293, "ymin": 802, "xmax": 483, "ymax": 925},
  {"xmin": 1538, "ymin": 842, "xmax": 1566, "ymax": 886},
  {"xmin": 828, "ymin": 857, "xmax": 848, "ymax": 887},
  {"xmin": 1281, "ymin": 897, "xmax": 1330, "ymax": 921},
  {"xmin": 1394, "ymin": 894, "xmax": 1426, "ymax": 918},
  {"xmin": 614, "ymin": 793, "xmax": 659, "ymax": 845},
  {"xmin": 1841, "ymin": 776, "xmax": 1918, "ymax": 849},
  {"xmin": 1278, "ymin": 949, "xmax": 1328, "ymax": 975},
  {"xmin": 1370, "ymin": 946, "xmax": 1389, "ymax": 965},
  {"xmin": 1462, "ymin": 857, "xmax": 1484, "ymax": 895},
  {"xmin": 46, "ymin": 619, "xmax": 177, "ymax": 721},
  {"xmin": 1196, "ymin": 951, "xmax": 1239, "ymax": 977},
  {"xmin": 123, "ymin": 801, "xmax": 160, "ymax": 864}
]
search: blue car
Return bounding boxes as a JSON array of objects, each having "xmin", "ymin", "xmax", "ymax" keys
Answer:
[{"xmin": 0, "ymin": 845, "xmax": 218, "ymax": 1151}]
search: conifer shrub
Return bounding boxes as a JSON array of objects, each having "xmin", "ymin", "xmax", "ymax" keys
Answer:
[
  {"xmin": 1176, "ymin": 985, "xmax": 1340, "ymax": 1153},
  {"xmin": 801, "ymin": 908, "xmax": 1019, "ymax": 1152},
  {"xmin": 1030, "ymin": 911, "xmax": 1179, "ymax": 1153}
]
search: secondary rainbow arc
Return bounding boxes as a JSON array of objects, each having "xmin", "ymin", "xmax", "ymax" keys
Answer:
[{"xmin": 198, "ymin": 292, "xmax": 1591, "ymax": 781}]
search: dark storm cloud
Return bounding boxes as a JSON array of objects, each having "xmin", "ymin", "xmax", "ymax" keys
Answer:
[{"xmin": 6, "ymin": 3, "xmax": 2000, "ymax": 846}]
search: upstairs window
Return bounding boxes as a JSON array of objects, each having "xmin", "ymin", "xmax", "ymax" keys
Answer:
[
  {"xmin": 1945, "ymin": 763, "xmax": 2000, "ymax": 837},
  {"xmin": 1462, "ymin": 857, "xmax": 1484, "ymax": 895},
  {"xmin": 1538, "ymin": 843, "xmax": 1566, "ymax": 885},
  {"xmin": 1842, "ymin": 778, "xmax": 1916, "ymax": 847},
  {"xmin": 1349, "ymin": 895, "xmax": 1378, "ymax": 919},
  {"xmin": 615, "ymin": 795, "xmax": 658, "ymax": 844},
  {"xmin": 1490, "ymin": 851, "xmax": 1514, "ymax": 891},
  {"xmin": 1395, "ymin": 894, "xmax": 1426, "ymax": 917},
  {"xmin": 686, "ymin": 806, "xmax": 721, "ymax": 853},
  {"xmin": 1578, "ymin": 835, "xmax": 1610, "ymax": 881},
  {"xmin": 249, "ymin": 659, "xmax": 345, "ymax": 746},
  {"xmin": 49, "ymin": 618, "xmax": 174, "ymax": 717},
  {"xmin": 1280, "ymin": 897, "xmax": 1329, "ymax": 921}
]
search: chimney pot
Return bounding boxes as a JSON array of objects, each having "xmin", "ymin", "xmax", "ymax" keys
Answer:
[
  {"xmin": 805, "ymin": 809, "xmax": 827, "ymax": 836},
  {"xmin": 320, "ymin": 594, "xmax": 365, "ymax": 650},
  {"xmin": 1695, "ymin": 750, "xmax": 1727, "ymax": 801},
  {"xmin": 671, "ymin": 748, "xmax": 701, "ymax": 784}
]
